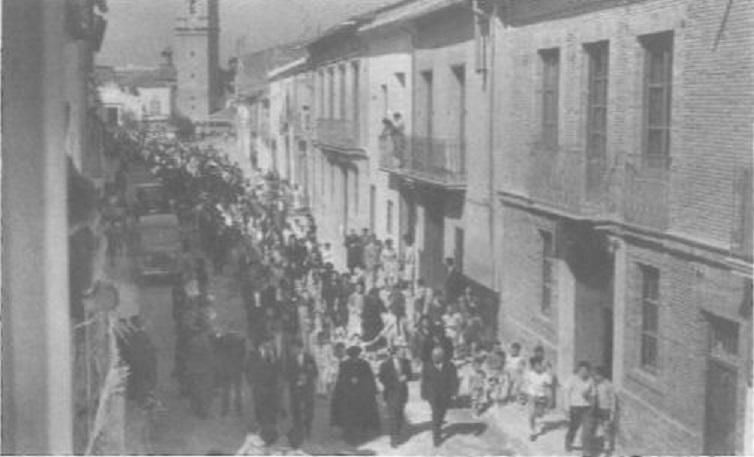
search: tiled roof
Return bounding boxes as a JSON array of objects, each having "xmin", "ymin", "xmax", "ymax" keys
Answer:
[{"xmin": 359, "ymin": 0, "xmax": 465, "ymax": 31}]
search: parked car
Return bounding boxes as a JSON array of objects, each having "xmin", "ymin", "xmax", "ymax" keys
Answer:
[
  {"xmin": 134, "ymin": 182, "xmax": 171, "ymax": 216},
  {"xmin": 134, "ymin": 212, "xmax": 181, "ymax": 283}
]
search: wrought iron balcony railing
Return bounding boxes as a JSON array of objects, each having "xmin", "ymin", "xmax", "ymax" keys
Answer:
[
  {"xmin": 379, "ymin": 134, "xmax": 467, "ymax": 188},
  {"xmin": 315, "ymin": 118, "xmax": 359, "ymax": 150},
  {"xmin": 525, "ymin": 144, "xmax": 615, "ymax": 218},
  {"xmin": 731, "ymin": 165, "xmax": 753, "ymax": 260},
  {"xmin": 621, "ymin": 153, "xmax": 670, "ymax": 231}
]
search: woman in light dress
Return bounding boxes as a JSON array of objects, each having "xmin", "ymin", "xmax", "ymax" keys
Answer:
[
  {"xmin": 380, "ymin": 239, "xmax": 400, "ymax": 288},
  {"xmin": 346, "ymin": 282, "xmax": 366, "ymax": 339}
]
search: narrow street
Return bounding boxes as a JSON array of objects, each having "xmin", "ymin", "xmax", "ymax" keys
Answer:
[{"xmin": 110, "ymin": 241, "xmax": 560, "ymax": 456}]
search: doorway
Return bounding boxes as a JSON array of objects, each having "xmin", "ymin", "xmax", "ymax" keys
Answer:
[
  {"xmin": 399, "ymin": 189, "xmax": 417, "ymax": 249},
  {"xmin": 421, "ymin": 194, "xmax": 445, "ymax": 290},
  {"xmin": 704, "ymin": 314, "xmax": 739, "ymax": 455},
  {"xmin": 454, "ymin": 227, "xmax": 464, "ymax": 273},
  {"xmin": 570, "ymin": 225, "xmax": 614, "ymax": 377}
]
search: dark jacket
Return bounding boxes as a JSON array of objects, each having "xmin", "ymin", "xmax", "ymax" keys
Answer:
[
  {"xmin": 378, "ymin": 357, "xmax": 412, "ymax": 405},
  {"xmin": 420, "ymin": 361, "xmax": 459, "ymax": 407},
  {"xmin": 286, "ymin": 351, "xmax": 319, "ymax": 396}
]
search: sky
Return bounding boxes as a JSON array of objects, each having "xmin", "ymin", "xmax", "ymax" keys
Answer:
[{"xmin": 98, "ymin": 0, "xmax": 401, "ymax": 67}]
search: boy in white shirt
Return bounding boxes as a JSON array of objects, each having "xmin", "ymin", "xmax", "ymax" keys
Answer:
[
  {"xmin": 563, "ymin": 361, "xmax": 595, "ymax": 452},
  {"xmin": 526, "ymin": 357, "xmax": 553, "ymax": 441},
  {"xmin": 505, "ymin": 342, "xmax": 526, "ymax": 403}
]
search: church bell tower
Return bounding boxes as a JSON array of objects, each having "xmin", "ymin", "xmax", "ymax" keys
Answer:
[{"xmin": 174, "ymin": 0, "xmax": 220, "ymax": 121}]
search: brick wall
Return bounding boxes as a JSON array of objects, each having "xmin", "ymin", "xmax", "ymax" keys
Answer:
[
  {"xmin": 618, "ymin": 240, "xmax": 751, "ymax": 454},
  {"xmin": 495, "ymin": 0, "xmax": 754, "ymax": 246},
  {"xmin": 498, "ymin": 205, "xmax": 559, "ymax": 349}
]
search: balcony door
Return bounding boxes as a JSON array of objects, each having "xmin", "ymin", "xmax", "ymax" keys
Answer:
[{"xmin": 450, "ymin": 65, "xmax": 466, "ymax": 174}]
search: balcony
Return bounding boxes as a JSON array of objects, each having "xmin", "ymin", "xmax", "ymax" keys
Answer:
[
  {"xmin": 731, "ymin": 165, "xmax": 753, "ymax": 260},
  {"xmin": 525, "ymin": 145, "xmax": 614, "ymax": 218},
  {"xmin": 315, "ymin": 118, "xmax": 360, "ymax": 151},
  {"xmin": 621, "ymin": 153, "xmax": 670, "ymax": 231},
  {"xmin": 379, "ymin": 134, "xmax": 467, "ymax": 189}
]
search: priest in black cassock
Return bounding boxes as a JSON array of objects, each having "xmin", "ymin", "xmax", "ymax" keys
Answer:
[{"xmin": 330, "ymin": 345, "xmax": 380, "ymax": 445}]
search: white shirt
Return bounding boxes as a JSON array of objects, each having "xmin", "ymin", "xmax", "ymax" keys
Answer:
[
  {"xmin": 566, "ymin": 376, "xmax": 594, "ymax": 408},
  {"xmin": 527, "ymin": 370, "xmax": 553, "ymax": 398}
]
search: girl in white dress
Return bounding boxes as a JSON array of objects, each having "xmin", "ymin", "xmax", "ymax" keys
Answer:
[{"xmin": 346, "ymin": 282, "xmax": 365, "ymax": 338}]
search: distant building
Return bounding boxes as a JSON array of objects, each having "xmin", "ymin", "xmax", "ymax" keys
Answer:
[
  {"xmin": 96, "ymin": 49, "xmax": 177, "ymax": 132},
  {"xmin": 173, "ymin": 0, "xmax": 221, "ymax": 121},
  {"xmin": 232, "ymin": 43, "xmax": 307, "ymax": 177}
]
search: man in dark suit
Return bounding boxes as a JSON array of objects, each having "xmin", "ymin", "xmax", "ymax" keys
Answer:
[
  {"xmin": 286, "ymin": 339, "xmax": 319, "ymax": 444},
  {"xmin": 246, "ymin": 338, "xmax": 284, "ymax": 445},
  {"xmin": 213, "ymin": 330, "xmax": 246, "ymax": 417},
  {"xmin": 421, "ymin": 347, "xmax": 459, "ymax": 447},
  {"xmin": 378, "ymin": 343, "xmax": 413, "ymax": 448}
]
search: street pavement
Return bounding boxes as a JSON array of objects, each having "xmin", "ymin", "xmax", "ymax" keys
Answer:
[{"xmin": 110, "ymin": 241, "xmax": 572, "ymax": 455}]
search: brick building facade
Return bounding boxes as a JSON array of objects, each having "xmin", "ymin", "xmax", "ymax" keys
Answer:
[
  {"xmin": 494, "ymin": 0, "xmax": 753, "ymax": 454},
  {"xmin": 231, "ymin": 0, "xmax": 753, "ymax": 453}
]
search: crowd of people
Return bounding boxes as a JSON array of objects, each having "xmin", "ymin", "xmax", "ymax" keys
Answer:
[{"xmin": 108, "ymin": 128, "xmax": 618, "ymax": 456}]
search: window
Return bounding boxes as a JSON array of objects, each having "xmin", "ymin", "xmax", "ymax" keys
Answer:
[
  {"xmin": 330, "ymin": 163, "xmax": 335, "ymax": 198},
  {"xmin": 191, "ymin": 73, "xmax": 195, "ymax": 79},
  {"xmin": 328, "ymin": 67, "xmax": 335, "ymax": 118},
  {"xmin": 586, "ymin": 41, "xmax": 609, "ymax": 162},
  {"xmin": 387, "ymin": 200, "xmax": 394, "ymax": 234},
  {"xmin": 353, "ymin": 170, "xmax": 359, "ymax": 214},
  {"xmin": 339, "ymin": 64, "xmax": 347, "ymax": 119},
  {"xmin": 639, "ymin": 265, "xmax": 660, "ymax": 371},
  {"xmin": 541, "ymin": 230, "xmax": 555, "ymax": 314},
  {"xmin": 190, "ymin": 51, "xmax": 195, "ymax": 58},
  {"xmin": 381, "ymin": 84, "xmax": 389, "ymax": 115},
  {"xmin": 318, "ymin": 70, "xmax": 325, "ymax": 117},
  {"xmin": 708, "ymin": 314, "xmax": 739, "ymax": 360},
  {"xmin": 642, "ymin": 32, "xmax": 673, "ymax": 161},
  {"xmin": 540, "ymin": 48, "xmax": 560, "ymax": 148},
  {"xmin": 352, "ymin": 61, "xmax": 360, "ymax": 129},
  {"xmin": 149, "ymin": 99, "xmax": 161, "ymax": 115},
  {"xmin": 420, "ymin": 71, "xmax": 434, "ymax": 138}
]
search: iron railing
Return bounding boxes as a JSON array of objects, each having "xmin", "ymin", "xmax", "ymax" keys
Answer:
[
  {"xmin": 379, "ymin": 134, "xmax": 467, "ymax": 187},
  {"xmin": 526, "ymin": 144, "xmax": 614, "ymax": 218},
  {"xmin": 315, "ymin": 118, "xmax": 359, "ymax": 150},
  {"xmin": 621, "ymin": 153, "xmax": 670, "ymax": 231},
  {"xmin": 731, "ymin": 165, "xmax": 753, "ymax": 260}
]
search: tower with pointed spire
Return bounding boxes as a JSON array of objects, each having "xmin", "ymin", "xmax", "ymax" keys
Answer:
[{"xmin": 173, "ymin": 0, "xmax": 220, "ymax": 121}]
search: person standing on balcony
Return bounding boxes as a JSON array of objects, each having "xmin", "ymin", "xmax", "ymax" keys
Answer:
[{"xmin": 391, "ymin": 112, "xmax": 406, "ymax": 158}]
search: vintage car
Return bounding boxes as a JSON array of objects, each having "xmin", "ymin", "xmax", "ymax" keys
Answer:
[
  {"xmin": 134, "ymin": 212, "xmax": 181, "ymax": 282},
  {"xmin": 134, "ymin": 182, "xmax": 171, "ymax": 216}
]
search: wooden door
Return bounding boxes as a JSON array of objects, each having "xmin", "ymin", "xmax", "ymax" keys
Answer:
[
  {"xmin": 422, "ymin": 196, "xmax": 445, "ymax": 290},
  {"xmin": 454, "ymin": 227, "xmax": 464, "ymax": 273},
  {"xmin": 704, "ymin": 359, "xmax": 737, "ymax": 455}
]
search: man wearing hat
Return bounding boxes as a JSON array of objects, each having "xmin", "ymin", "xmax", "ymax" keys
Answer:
[
  {"xmin": 421, "ymin": 346, "xmax": 459, "ymax": 447},
  {"xmin": 330, "ymin": 345, "xmax": 380, "ymax": 445},
  {"xmin": 378, "ymin": 342, "xmax": 413, "ymax": 448}
]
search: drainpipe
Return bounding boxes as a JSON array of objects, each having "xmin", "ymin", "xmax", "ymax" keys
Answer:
[{"xmin": 487, "ymin": 1, "xmax": 497, "ymax": 290}]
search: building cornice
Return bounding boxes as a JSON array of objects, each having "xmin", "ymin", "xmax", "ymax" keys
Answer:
[{"xmin": 497, "ymin": 189, "xmax": 753, "ymax": 276}]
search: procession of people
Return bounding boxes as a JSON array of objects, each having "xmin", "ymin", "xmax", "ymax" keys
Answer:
[{"xmin": 107, "ymin": 129, "xmax": 618, "ymax": 456}]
